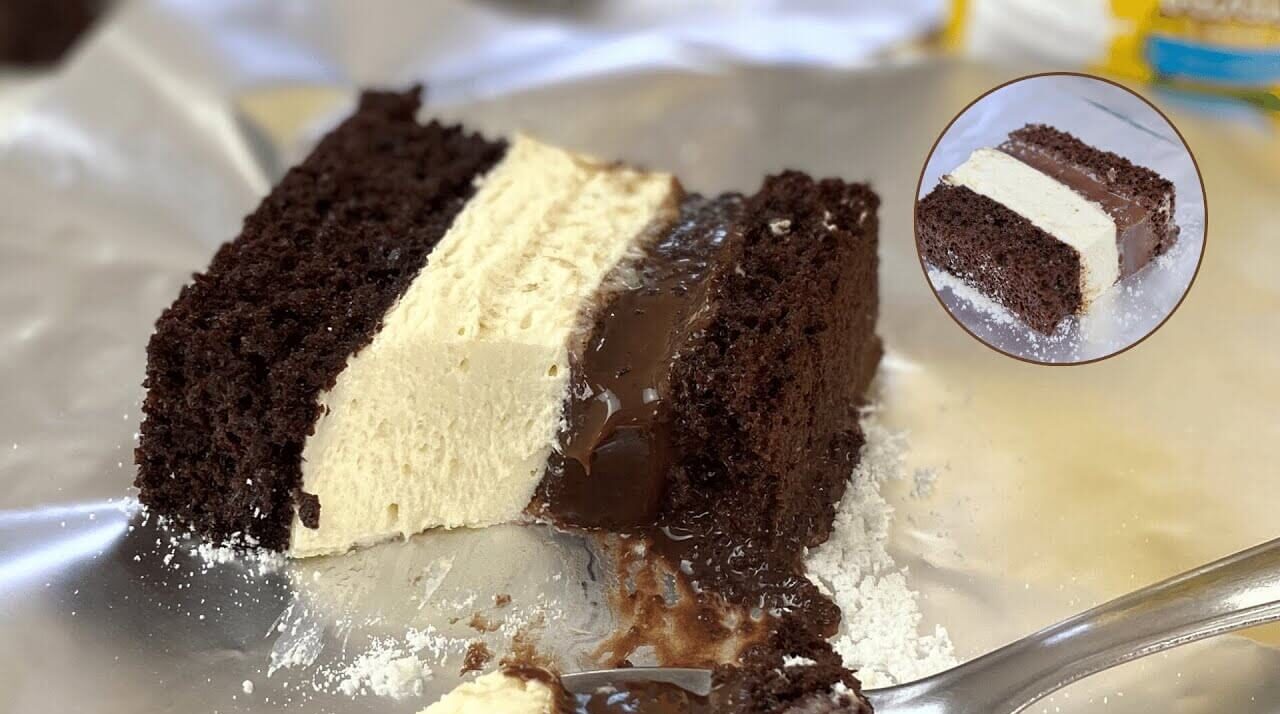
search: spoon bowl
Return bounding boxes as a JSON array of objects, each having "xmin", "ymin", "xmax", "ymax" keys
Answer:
[{"xmin": 562, "ymin": 537, "xmax": 1280, "ymax": 713}]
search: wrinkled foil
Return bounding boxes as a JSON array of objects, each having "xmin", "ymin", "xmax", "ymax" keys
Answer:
[{"xmin": 1, "ymin": 2, "xmax": 1278, "ymax": 713}]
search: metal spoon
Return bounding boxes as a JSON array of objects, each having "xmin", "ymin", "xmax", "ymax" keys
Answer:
[{"xmin": 561, "ymin": 537, "xmax": 1280, "ymax": 712}]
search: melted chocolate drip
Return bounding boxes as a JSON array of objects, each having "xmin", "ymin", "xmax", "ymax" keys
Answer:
[{"xmin": 504, "ymin": 655, "xmax": 867, "ymax": 714}]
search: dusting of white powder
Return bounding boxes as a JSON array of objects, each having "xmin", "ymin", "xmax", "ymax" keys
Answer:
[
  {"xmin": 145, "ymin": 402, "xmax": 955, "ymax": 703},
  {"xmin": 805, "ymin": 409, "xmax": 957, "ymax": 688},
  {"xmin": 193, "ymin": 540, "xmax": 286, "ymax": 576},
  {"xmin": 926, "ymin": 267, "xmax": 1020, "ymax": 328},
  {"xmin": 911, "ymin": 466, "xmax": 938, "ymax": 500},
  {"xmin": 334, "ymin": 641, "xmax": 432, "ymax": 700},
  {"xmin": 261, "ymin": 591, "xmax": 560, "ymax": 702}
]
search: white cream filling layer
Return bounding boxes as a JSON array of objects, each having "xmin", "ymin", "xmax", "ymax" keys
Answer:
[
  {"xmin": 289, "ymin": 134, "xmax": 679, "ymax": 557},
  {"xmin": 419, "ymin": 671, "xmax": 556, "ymax": 714},
  {"xmin": 944, "ymin": 147, "xmax": 1119, "ymax": 307}
]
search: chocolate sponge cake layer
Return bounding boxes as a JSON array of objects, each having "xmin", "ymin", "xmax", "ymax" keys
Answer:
[
  {"xmin": 656, "ymin": 173, "xmax": 879, "ymax": 630},
  {"xmin": 664, "ymin": 173, "xmax": 880, "ymax": 551},
  {"xmin": 918, "ymin": 183, "xmax": 1083, "ymax": 334},
  {"xmin": 0, "ymin": 0, "xmax": 101, "ymax": 65},
  {"xmin": 712, "ymin": 621, "xmax": 873, "ymax": 714},
  {"xmin": 135, "ymin": 88, "xmax": 506, "ymax": 549}
]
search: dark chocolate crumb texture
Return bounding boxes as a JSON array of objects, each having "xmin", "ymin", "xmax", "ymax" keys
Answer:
[
  {"xmin": 917, "ymin": 123, "xmax": 1177, "ymax": 334},
  {"xmin": 137, "ymin": 88, "xmax": 506, "ymax": 549},
  {"xmin": 136, "ymin": 86, "xmax": 880, "ymax": 711},
  {"xmin": 0, "ymin": 0, "xmax": 102, "ymax": 65}
]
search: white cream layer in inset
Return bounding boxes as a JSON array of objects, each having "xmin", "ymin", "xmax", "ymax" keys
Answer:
[
  {"xmin": 419, "ymin": 671, "xmax": 557, "ymax": 714},
  {"xmin": 944, "ymin": 147, "xmax": 1119, "ymax": 307},
  {"xmin": 289, "ymin": 134, "xmax": 679, "ymax": 557}
]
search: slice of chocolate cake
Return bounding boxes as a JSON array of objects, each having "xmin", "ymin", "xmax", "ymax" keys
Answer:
[
  {"xmin": 136, "ymin": 86, "xmax": 880, "ymax": 563},
  {"xmin": 136, "ymin": 85, "xmax": 881, "ymax": 712},
  {"xmin": 917, "ymin": 124, "xmax": 1178, "ymax": 334}
]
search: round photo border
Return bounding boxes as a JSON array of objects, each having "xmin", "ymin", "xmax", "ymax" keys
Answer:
[{"xmin": 912, "ymin": 71, "xmax": 1209, "ymax": 367}]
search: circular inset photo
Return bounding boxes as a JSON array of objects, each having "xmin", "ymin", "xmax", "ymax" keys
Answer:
[{"xmin": 915, "ymin": 72, "xmax": 1206, "ymax": 364}]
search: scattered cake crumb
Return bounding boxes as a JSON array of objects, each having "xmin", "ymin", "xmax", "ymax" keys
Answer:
[
  {"xmin": 468, "ymin": 613, "xmax": 498, "ymax": 633},
  {"xmin": 461, "ymin": 641, "xmax": 493, "ymax": 674}
]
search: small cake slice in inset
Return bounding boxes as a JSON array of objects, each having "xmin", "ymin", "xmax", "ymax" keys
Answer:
[{"xmin": 917, "ymin": 124, "xmax": 1178, "ymax": 334}]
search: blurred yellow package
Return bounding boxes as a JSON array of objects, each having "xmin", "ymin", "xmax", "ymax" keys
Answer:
[{"xmin": 946, "ymin": 0, "xmax": 1279, "ymax": 112}]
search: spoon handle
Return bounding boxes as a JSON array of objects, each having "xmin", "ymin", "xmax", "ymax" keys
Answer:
[{"xmin": 869, "ymin": 537, "xmax": 1280, "ymax": 714}]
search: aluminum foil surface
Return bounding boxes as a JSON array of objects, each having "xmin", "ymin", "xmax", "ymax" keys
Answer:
[{"xmin": 0, "ymin": 2, "xmax": 1278, "ymax": 713}]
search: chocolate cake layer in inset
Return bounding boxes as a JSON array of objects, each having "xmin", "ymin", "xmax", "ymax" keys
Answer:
[
  {"xmin": 918, "ymin": 183, "xmax": 1084, "ymax": 334},
  {"xmin": 135, "ymin": 88, "xmax": 506, "ymax": 549}
]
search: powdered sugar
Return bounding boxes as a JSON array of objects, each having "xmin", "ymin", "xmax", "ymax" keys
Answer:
[
  {"xmin": 139, "ymin": 403, "xmax": 957, "ymax": 703},
  {"xmin": 806, "ymin": 408, "xmax": 957, "ymax": 688},
  {"xmin": 332, "ymin": 639, "xmax": 432, "ymax": 699},
  {"xmin": 193, "ymin": 539, "xmax": 285, "ymax": 576},
  {"xmin": 926, "ymin": 267, "xmax": 1025, "ymax": 329}
]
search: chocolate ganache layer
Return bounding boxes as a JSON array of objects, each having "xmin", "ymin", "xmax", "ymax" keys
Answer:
[{"xmin": 539, "ymin": 195, "xmax": 742, "ymax": 529}]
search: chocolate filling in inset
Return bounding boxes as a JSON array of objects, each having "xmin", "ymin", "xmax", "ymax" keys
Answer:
[
  {"xmin": 999, "ymin": 138, "xmax": 1157, "ymax": 278},
  {"xmin": 1004, "ymin": 124, "xmax": 1179, "ymax": 276}
]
